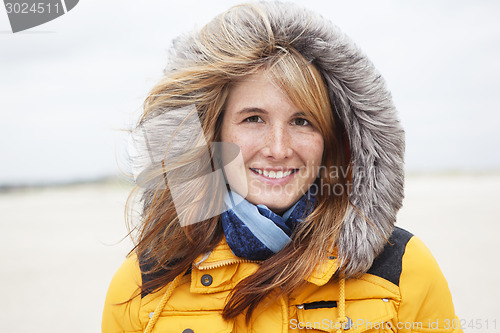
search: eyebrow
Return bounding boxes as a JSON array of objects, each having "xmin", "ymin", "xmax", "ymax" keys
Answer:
[
  {"xmin": 236, "ymin": 107, "xmax": 307, "ymax": 118},
  {"xmin": 236, "ymin": 107, "xmax": 267, "ymax": 115}
]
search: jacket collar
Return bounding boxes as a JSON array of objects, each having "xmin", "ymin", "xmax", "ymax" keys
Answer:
[{"xmin": 193, "ymin": 237, "xmax": 338, "ymax": 287}]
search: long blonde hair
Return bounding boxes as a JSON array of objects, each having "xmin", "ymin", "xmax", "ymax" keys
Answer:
[{"xmin": 127, "ymin": 3, "xmax": 351, "ymax": 321}]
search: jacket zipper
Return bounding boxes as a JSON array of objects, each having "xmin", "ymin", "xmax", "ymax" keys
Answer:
[{"xmin": 196, "ymin": 258, "xmax": 261, "ymax": 270}]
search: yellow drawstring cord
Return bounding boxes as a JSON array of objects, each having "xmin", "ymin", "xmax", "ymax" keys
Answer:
[
  {"xmin": 279, "ymin": 294, "xmax": 288, "ymax": 333},
  {"xmin": 144, "ymin": 270, "xmax": 187, "ymax": 333},
  {"xmin": 336, "ymin": 276, "xmax": 347, "ymax": 333}
]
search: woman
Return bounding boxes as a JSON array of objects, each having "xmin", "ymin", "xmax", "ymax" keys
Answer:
[{"xmin": 103, "ymin": 2, "xmax": 462, "ymax": 332}]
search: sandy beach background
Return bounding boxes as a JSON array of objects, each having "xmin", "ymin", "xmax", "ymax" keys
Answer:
[{"xmin": 1, "ymin": 172, "xmax": 499, "ymax": 332}]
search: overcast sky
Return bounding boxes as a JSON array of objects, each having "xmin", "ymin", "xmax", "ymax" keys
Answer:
[{"xmin": 1, "ymin": 0, "xmax": 499, "ymax": 186}]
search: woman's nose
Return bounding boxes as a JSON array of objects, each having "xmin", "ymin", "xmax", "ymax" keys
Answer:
[{"xmin": 262, "ymin": 125, "xmax": 293, "ymax": 160}]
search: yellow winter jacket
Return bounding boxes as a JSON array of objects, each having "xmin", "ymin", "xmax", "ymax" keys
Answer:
[{"xmin": 102, "ymin": 227, "xmax": 462, "ymax": 333}]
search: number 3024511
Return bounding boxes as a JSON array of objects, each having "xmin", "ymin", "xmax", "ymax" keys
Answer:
[{"xmin": 5, "ymin": 2, "xmax": 62, "ymax": 14}]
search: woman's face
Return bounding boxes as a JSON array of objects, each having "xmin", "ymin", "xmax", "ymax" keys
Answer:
[{"xmin": 220, "ymin": 71, "xmax": 324, "ymax": 213}]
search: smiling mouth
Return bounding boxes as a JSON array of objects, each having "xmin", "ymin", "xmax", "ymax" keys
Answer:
[{"xmin": 249, "ymin": 168, "xmax": 298, "ymax": 179}]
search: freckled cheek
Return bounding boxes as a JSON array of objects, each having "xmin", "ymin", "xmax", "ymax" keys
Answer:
[
  {"xmin": 226, "ymin": 133, "xmax": 260, "ymax": 166},
  {"xmin": 239, "ymin": 144, "xmax": 259, "ymax": 166},
  {"xmin": 298, "ymin": 135, "xmax": 324, "ymax": 166}
]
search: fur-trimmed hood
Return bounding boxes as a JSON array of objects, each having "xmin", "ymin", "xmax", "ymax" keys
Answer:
[{"xmin": 137, "ymin": 1, "xmax": 405, "ymax": 277}]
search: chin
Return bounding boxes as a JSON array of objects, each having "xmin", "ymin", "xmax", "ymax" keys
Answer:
[{"xmin": 247, "ymin": 194, "xmax": 297, "ymax": 214}]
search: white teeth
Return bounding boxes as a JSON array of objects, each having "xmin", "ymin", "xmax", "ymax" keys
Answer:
[{"xmin": 253, "ymin": 169, "xmax": 294, "ymax": 179}]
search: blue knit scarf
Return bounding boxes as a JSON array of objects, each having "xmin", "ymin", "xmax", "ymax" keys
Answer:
[{"xmin": 220, "ymin": 191, "xmax": 314, "ymax": 261}]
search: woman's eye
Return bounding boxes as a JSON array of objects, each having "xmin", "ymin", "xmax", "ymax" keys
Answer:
[
  {"xmin": 293, "ymin": 118, "xmax": 310, "ymax": 126},
  {"xmin": 244, "ymin": 115, "xmax": 263, "ymax": 123}
]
